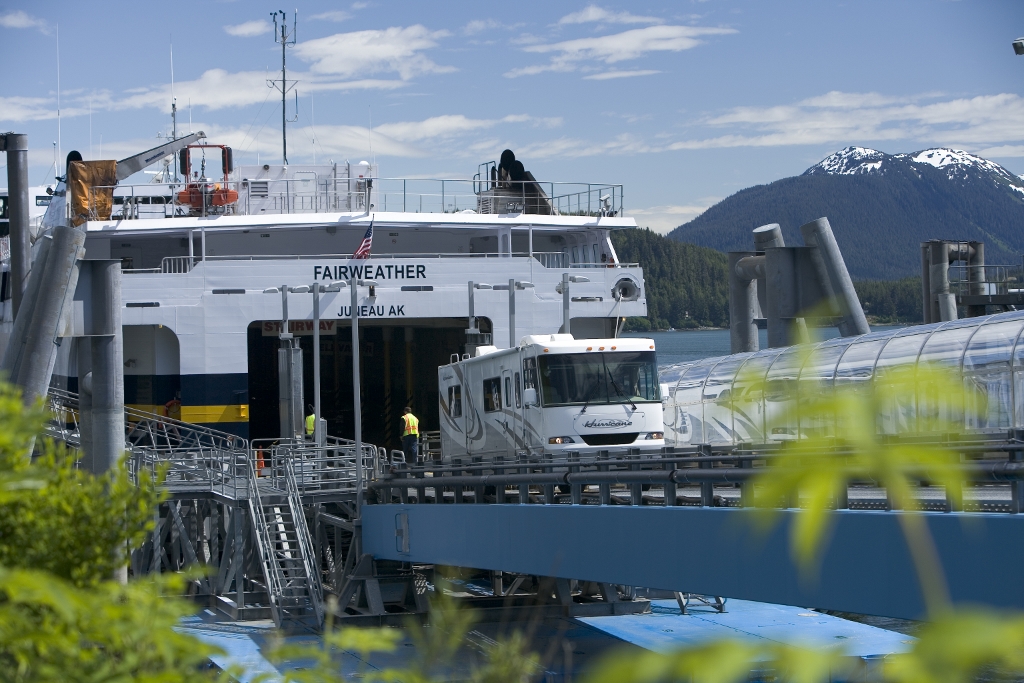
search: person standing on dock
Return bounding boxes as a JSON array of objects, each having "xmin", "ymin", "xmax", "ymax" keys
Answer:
[
  {"xmin": 401, "ymin": 407, "xmax": 420, "ymax": 462},
  {"xmin": 305, "ymin": 405, "xmax": 316, "ymax": 440}
]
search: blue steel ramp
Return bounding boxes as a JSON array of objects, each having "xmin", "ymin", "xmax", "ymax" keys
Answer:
[
  {"xmin": 579, "ymin": 600, "xmax": 912, "ymax": 658},
  {"xmin": 362, "ymin": 504, "xmax": 1024, "ymax": 620}
]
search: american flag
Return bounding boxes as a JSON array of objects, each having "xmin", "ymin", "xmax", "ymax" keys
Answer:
[{"xmin": 353, "ymin": 221, "xmax": 373, "ymax": 259}]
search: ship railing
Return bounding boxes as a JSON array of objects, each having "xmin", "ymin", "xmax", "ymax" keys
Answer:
[
  {"xmin": 83, "ymin": 178, "xmax": 625, "ymax": 220},
  {"xmin": 127, "ymin": 252, "xmax": 639, "ymax": 273}
]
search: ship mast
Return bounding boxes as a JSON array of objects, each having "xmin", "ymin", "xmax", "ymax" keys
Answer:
[{"xmin": 268, "ymin": 10, "xmax": 298, "ymax": 165}]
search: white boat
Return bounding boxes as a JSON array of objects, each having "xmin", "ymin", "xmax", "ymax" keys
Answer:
[{"xmin": 19, "ymin": 143, "xmax": 650, "ymax": 450}]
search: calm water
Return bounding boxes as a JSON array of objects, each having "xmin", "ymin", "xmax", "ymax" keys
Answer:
[{"xmin": 623, "ymin": 326, "xmax": 908, "ymax": 369}]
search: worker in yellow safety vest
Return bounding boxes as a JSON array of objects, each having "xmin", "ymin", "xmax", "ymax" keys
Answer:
[
  {"xmin": 401, "ymin": 407, "xmax": 419, "ymax": 462},
  {"xmin": 305, "ymin": 405, "xmax": 316, "ymax": 439}
]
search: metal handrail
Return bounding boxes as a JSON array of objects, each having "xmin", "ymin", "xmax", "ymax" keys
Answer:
[
  {"xmin": 246, "ymin": 459, "xmax": 285, "ymax": 625},
  {"xmin": 116, "ymin": 252, "xmax": 638, "ymax": 270},
  {"xmin": 88, "ymin": 177, "xmax": 626, "ymax": 220},
  {"xmin": 285, "ymin": 459, "xmax": 324, "ymax": 626}
]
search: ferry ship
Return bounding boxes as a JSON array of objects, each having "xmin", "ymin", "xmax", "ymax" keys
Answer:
[{"xmin": 26, "ymin": 142, "xmax": 649, "ymax": 449}]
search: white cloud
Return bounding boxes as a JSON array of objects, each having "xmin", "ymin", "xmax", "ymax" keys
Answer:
[
  {"xmin": 668, "ymin": 91, "xmax": 1024, "ymax": 150},
  {"xmin": 296, "ymin": 25, "xmax": 454, "ymax": 80},
  {"xmin": 463, "ymin": 19, "xmax": 498, "ymax": 35},
  {"xmin": 978, "ymin": 145, "xmax": 1024, "ymax": 158},
  {"xmin": 0, "ymin": 96, "xmax": 56, "ymax": 122},
  {"xmin": 629, "ymin": 204, "xmax": 714, "ymax": 234},
  {"xmin": 311, "ymin": 11, "xmax": 351, "ymax": 22},
  {"xmin": 0, "ymin": 10, "xmax": 46, "ymax": 31},
  {"xmin": 558, "ymin": 6, "xmax": 662, "ymax": 25},
  {"xmin": 25, "ymin": 25, "xmax": 451, "ymax": 116},
  {"xmin": 507, "ymin": 25, "xmax": 736, "ymax": 77},
  {"xmin": 584, "ymin": 70, "xmax": 660, "ymax": 80},
  {"xmin": 373, "ymin": 114, "xmax": 561, "ymax": 144},
  {"xmin": 224, "ymin": 20, "xmax": 272, "ymax": 37},
  {"xmin": 514, "ymin": 133, "xmax": 656, "ymax": 159}
]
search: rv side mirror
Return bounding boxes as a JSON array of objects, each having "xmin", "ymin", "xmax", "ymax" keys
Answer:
[
  {"xmin": 660, "ymin": 383, "xmax": 670, "ymax": 403},
  {"xmin": 523, "ymin": 388, "xmax": 537, "ymax": 407}
]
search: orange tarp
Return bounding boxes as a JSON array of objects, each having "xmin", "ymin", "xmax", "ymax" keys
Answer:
[{"xmin": 67, "ymin": 160, "xmax": 117, "ymax": 227}]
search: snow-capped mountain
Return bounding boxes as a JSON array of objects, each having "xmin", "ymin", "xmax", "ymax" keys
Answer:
[
  {"xmin": 806, "ymin": 146, "xmax": 1024, "ymax": 192},
  {"xmin": 804, "ymin": 146, "xmax": 887, "ymax": 175},
  {"xmin": 669, "ymin": 146, "xmax": 1024, "ymax": 280}
]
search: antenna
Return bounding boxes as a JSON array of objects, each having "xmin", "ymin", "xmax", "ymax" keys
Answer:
[
  {"xmin": 171, "ymin": 39, "xmax": 179, "ymax": 180},
  {"xmin": 268, "ymin": 9, "xmax": 299, "ymax": 165},
  {"xmin": 368, "ymin": 105, "xmax": 373, "ymax": 164},
  {"xmin": 56, "ymin": 23, "xmax": 61, "ymax": 178}
]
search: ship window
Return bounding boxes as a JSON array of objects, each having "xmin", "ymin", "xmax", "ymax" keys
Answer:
[
  {"xmin": 505, "ymin": 376, "xmax": 512, "ymax": 408},
  {"xmin": 592, "ymin": 244, "xmax": 599, "ymax": 264},
  {"xmin": 483, "ymin": 377, "xmax": 502, "ymax": 412},
  {"xmin": 448, "ymin": 385, "xmax": 462, "ymax": 417},
  {"xmin": 515, "ymin": 372, "xmax": 522, "ymax": 408},
  {"xmin": 571, "ymin": 246, "xmax": 579, "ymax": 263}
]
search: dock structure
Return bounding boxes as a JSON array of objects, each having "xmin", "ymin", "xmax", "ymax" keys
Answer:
[{"xmin": 41, "ymin": 390, "xmax": 1024, "ymax": 630}]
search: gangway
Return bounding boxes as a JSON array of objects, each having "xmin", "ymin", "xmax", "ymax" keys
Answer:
[
  {"xmin": 47, "ymin": 388, "xmax": 1024, "ymax": 625},
  {"xmin": 361, "ymin": 439, "xmax": 1024, "ymax": 621}
]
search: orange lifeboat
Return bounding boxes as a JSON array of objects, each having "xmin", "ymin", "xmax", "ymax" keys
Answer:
[
  {"xmin": 211, "ymin": 185, "xmax": 239, "ymax": 206},
  {"xmin": 176, "ymin": 144, "xmax": 239, "ymax": 213}
]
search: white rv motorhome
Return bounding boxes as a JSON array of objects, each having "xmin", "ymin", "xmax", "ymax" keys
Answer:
[{"xmin": 438, "ymin": 334, "xmax": 664, "ymax": 462}]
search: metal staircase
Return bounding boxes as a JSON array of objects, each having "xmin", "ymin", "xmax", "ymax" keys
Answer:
[
  {"xmin": 45, "ymin": 388, "xmax": 377, "ymax": 632},
  {"xmin": 246, "ymin": 458, "xmax": 323, "ymax": 631}
]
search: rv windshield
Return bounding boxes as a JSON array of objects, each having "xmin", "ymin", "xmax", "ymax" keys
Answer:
[{"xmin": 538, "ymin": 352, "xmax": 659, "ymax": 406}]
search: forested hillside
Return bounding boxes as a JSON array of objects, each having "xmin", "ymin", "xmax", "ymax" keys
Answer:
[
  {"xmin": 613, "ymin": 229, "xmax": 922, "ymax": 330},
  {"xmin": 611, "ymin": 229, "xmax": 729, "ymax": 330}
]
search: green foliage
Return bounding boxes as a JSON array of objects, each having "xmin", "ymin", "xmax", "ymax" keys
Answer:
[
  {"xmin": 264, "ymin": 593, "xmax": 539, "ymax": 683},
  {"xmin": 0, "ymin": 569, "xmax": 225, "ymax": 683},
  {"xmin": 0, "ymin": 379, "xmax": 223, "ymax": 681},
  {"xmin": 0, "ymin": 446, "xmax": 163, "ymax": 587},
  {"xmin": 589, "ymin": 640, "xmax": 852, "ymax": 683},
  {"xmin": 0, "ymin": 381, "xmax": 162, "ymax": 587},
  {"xmin": 854, "ymin": 277, "xmax": 923, "ymax": 323},
  {"xmin": 666, "ymin": 167, "xmax": 1024, "ymax": 280},
  {"xmin": 612, "ymin": 228, "xmax": 729, "ymax": 330}
]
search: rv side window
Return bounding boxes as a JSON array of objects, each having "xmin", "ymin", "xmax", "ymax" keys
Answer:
[
  {"xmin": 448, "ymin": 385, "xmax": 462, "ymax": 417},
  {"xmin": 504, "ymin": 377, "xmax": 512, "ymax": 408},
  {"xmin": 515, "ymin": 373, "xmax": 522, "ymax": 408},
  {"xmin": 523, "ymin": 357, "xmax": 537, "ymax": 390},
  {"xmin": 483, "ymin": 377, "xmax": 502, "ymax": 412}
]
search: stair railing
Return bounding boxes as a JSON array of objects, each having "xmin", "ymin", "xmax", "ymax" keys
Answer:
[
  {"xmin": 246, "ymin": 458, "xmax": 285, "ymax": 626},
  {"xmin": 285, "ymin": 458, "xmax": 324, "ymax": 627}
]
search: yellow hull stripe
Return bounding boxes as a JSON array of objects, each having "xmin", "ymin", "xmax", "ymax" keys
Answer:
[
  {"xmin": 59, "ymin": 404, "xmax": 249, "ymax": 424},
  {"xmin": 181, "ymin": 404, "xmax": 249, "ymax": 424}
]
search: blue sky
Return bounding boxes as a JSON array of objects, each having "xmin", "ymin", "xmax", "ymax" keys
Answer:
[{"xmin": 2, "ymin": 0, "xmax": 1023, "ymax": 232}]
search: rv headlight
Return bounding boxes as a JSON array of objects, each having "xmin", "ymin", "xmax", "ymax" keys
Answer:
[
  {"xmin": 644, "ymin": 432, "xmax": 664, "ymax": 440},
  {"xmin": 548, "ymin": 436, "xmax": 576, "ymax": 445}
]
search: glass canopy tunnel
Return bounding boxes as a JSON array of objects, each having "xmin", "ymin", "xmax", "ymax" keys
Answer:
[{"xmin": 661, "ymin": 311, "xmax": 1024, "ymax": 446}]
